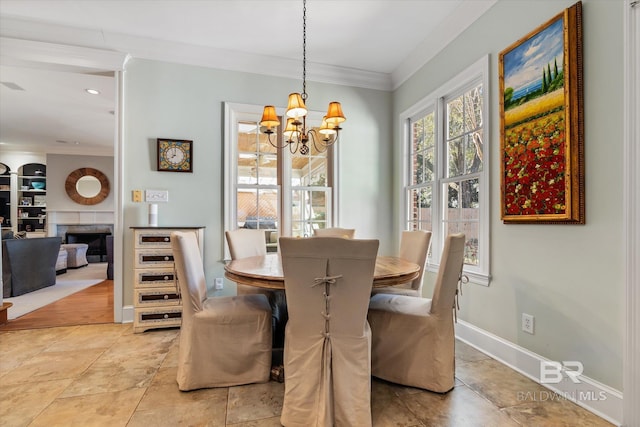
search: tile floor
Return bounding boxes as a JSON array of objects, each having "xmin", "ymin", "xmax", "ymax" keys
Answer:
[{"xmin": 0, "ymin": 323, "xmax": 613, "ymax": 426}]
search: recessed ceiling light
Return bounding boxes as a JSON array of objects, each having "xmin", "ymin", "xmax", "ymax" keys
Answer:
[{"xmin": 85, "ymin": 88, "xmax": 100, "ymax": 95}]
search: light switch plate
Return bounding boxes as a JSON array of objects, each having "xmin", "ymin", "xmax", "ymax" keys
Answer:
[
  {"xmin": 145, "ymin": 190, "xmax": 169, "ymax": 202},
  {"xmin": 132, "ymin": 190, "xmax": 142, "ymax": 202}
]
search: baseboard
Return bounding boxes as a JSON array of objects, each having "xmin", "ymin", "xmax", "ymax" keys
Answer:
[
  {"xmin": 455, "ymin": 320, "xmax": 623, "ymax": 426},
  {"xmin": 121, "ymin": 305, "xmax": 134, "ymax": 324}
]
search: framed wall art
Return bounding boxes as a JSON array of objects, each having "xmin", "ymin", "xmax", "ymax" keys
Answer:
[{"xmin": 499, "ymin": 1, "xmax": 584, "ymax": 224}]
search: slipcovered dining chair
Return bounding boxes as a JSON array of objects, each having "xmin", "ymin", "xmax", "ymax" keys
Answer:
[
  {"xmin": 368, "ymin": 233, "xmax": 466, "ymax": 393},
  {"xmin": 279, "ymin": 237, "xmax": 379, "ymax": 427},
  {"xmin": 225, "ymin": 228, "xmax": 272, "ymax": 296},
  {"xmin": 225, "ymin": 228, "xmax": 288, "ymax": 362},
  {"xmin": 312, "ymin": 227, "xmax": 355, "ymax": 239},
  {"xmin": 371, "ymin": 230, "xmax": 431, "ymax": 297},
  {"xmin": 225, "ymin": 228, "xmax": 267, "ymax": 259},
  {"xmin": 172, "ymin": 231, "xmax": 272, "ymax": 391}
]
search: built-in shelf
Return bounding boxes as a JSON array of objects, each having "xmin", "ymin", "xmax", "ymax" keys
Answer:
[{"xmin": 17, "ymin": 163, "xmax": 47, "ymax": 233}]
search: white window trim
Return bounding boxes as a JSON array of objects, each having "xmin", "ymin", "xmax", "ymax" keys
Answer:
[
  {"xmin": 399, "ymin": 55, "xmax": 490, "ymax": 286},
  {"xmin": 224, "ymin": 102, "xmax": 339, "ymax": 257}
]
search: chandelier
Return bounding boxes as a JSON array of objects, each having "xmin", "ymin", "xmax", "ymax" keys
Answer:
[{"xmin": 259, "ymin": 0, "xmax": 345, "ymax": 155}]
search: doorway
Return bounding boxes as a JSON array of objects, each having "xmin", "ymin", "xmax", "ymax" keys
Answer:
[{"xmin": 0, "ymin": 39, "xmax": 127, "ymax": 328}]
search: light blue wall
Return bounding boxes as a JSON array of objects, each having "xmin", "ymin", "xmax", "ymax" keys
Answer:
[
  {"xmin": 123, "ymin": 59, "xmax": 392, "ymax": 303},
  {"xmin": 393, "ymin": 0, "xmax": 624, "ymax": 390}
]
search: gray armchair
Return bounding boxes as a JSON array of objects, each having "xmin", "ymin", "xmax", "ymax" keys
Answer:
[{"xmin": 2, "ymin": 237, "xmax": 61, "ymax": 297}]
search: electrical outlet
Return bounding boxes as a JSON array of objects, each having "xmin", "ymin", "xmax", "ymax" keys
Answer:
[
  {"xmin": 522, "ymin": 313, "xmax": 535, "ymax": 334},
  {"xmin": 215, "ymin": 277, "xmax": 224, "ymax": 290}
]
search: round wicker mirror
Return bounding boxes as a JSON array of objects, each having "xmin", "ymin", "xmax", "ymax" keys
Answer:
[{"xmin": 65, "ymin": 167, "xmax": 110, "ymax": 205}]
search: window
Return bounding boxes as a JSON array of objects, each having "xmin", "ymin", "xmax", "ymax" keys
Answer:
[
  {"xmin": 402, "ymin": 56, "xmax": 490, "ymax": 285},
  {"xmin": 289, "ymin": 149, "xmax": 333, "ymax": 237},
  {"xmin": 224, "ymin": 103, "xmax": 337, "ymax": 256}
]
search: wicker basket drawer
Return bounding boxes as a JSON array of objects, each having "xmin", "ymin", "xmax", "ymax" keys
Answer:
[
  {"xmin": 133, "ymin": 306, "xmax": 182, "ymax": 333},
  {"xmin": 135, "ymin": 249, "xmax": 174, "ymax": 268},
  {"xmin": 134, "ymin": 229, "xmax": 199, "ymax": 249},
  {"xmin": 134, "ymin": 267, "xmax": 176, "ymax": 287},
  {"xmin": 134, "ymin": 286, "xmax": 181, "ymax": 308},
  {"xmin": 134, "ymin": 229, "xmax": 173, "ymax": 249}
]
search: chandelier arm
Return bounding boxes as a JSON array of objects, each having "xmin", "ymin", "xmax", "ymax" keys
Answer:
[
  {"xmin": 289, "ymin": 138, "xmax": 300, "ymax": 154},
  {"xmin": 307, "ymin": 129, "xmax": 339, "ymax": 153},
  {"xmin": 265, "ymin": 131, "xmax": 290, "ymax": 149}
]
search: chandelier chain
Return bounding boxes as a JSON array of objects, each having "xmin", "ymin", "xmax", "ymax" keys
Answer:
[
  {"xmin": 259, "ymin": 0, "xmax": 343, "ymax": 154},
  {"xmin": 302, "ymin": 0, "xmax": 307, "ymax": 100}
]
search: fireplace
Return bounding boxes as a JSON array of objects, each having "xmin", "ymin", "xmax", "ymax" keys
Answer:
[{"xmin": 65, "ymin": 231, "xmax": 112, "ymax": 262}]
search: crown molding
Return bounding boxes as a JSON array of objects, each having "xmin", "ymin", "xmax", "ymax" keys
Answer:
[
  {"xmin": 0, "ymin": 16, "xmax": 391, "ymax": 91},
  {"xmin": 103, "ymin": 31, "xmax": 393, "ymax": 91},
  {"xmin": 0, "ymin": 36, "xmax": 129, "ymax": 72},
  {"xmin": 391, "ymin": 0, "xmax": 497, "ymax": 90},
  {"xmin": 1, "ymin": 0, "xmax": 495, "ymax": 93}
]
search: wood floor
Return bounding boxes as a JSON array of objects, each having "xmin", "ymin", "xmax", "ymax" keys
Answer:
[{"xmin": 0, "ymin": 280, "xmax": 114, "ymax": 331}]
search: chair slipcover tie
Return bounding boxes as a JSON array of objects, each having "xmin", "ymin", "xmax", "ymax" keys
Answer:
[
  {"xmin": 453, "ymin": 273, "xmax": 469, "ymax": 323},
  {"xmin": 311, "ymin": 274, "xmax": 342, "ymax": 287},
  {"xmin": 312, "ymin": 273, "xmax": 343, "ymax": 338}
]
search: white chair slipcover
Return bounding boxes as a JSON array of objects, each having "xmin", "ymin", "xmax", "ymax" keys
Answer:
[
  {"xmin": 371, "ymin": 230, "xmax": 431, "ymax": 297},
  {"xmin": 312, "ymin": 227, "xmax": 355, "ymax": 239},
  {"xmin": 225, "ymin": 229, "xmax": 270, "ymax": 296},
  {"xmin": 172, "ymin": 231, "xmax": 272, "ymax": 391},
  {"xmin": 225, "ymin": 229, "xmax": 267, "ymax": 259},
  {"xmin": 279, "ymin": 237, "xmax": 379, "ymax": 427},
  {"xmin": 368, "ymin": 233, "xmax": 465, "ymax": 393},
  {"xmin": 226, "ymin": 228, "xmax": 287, "ymax": 357}
]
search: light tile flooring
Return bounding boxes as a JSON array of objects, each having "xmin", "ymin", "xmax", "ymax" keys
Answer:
[{"xmin": 0, "ymin": 323, "xmax": 612, "ymax": 426}]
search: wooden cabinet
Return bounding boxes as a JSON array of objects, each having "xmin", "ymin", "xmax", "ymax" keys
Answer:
[{"xmin": 131, "ymin": 226, "xmax": 204, "ymax": 333}]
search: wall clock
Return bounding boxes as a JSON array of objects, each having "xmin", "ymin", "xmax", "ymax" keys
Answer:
[{"xmin": 157, "ymin": 138, "xmax": 193, "ymax": 172}]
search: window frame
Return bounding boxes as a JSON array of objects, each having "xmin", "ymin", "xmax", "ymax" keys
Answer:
[
  {"xmin": 400, "ymin": 55, "xmax": 490, "ymax": 286},
  {"xmin": 224, "ymin": 102, "xmax": 339, "ymax": 258}
]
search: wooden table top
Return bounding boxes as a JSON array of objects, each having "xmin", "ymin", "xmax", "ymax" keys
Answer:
[{"xmin": 224, "ymin": 253, "xmax": 420, "ymax": 290}]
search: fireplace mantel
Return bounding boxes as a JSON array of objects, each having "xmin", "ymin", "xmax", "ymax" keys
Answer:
[{"xmin": 47, "ymin": 209, "xmax": 114, "ymax": 237}]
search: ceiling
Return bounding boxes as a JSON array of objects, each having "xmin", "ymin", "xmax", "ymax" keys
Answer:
[{"xmin": 0, "ymin": 0, "xmax": 496, "ymax": 156}]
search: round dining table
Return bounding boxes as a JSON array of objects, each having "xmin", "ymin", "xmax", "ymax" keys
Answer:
[{"xmin": 224, "ymin": 253, "xmax": 420, "ymax": 290}]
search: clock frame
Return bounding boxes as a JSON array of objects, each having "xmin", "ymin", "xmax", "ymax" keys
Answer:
[{"xmin": 157, "ymin": 138, "xmax": 193, "ymax": 172}]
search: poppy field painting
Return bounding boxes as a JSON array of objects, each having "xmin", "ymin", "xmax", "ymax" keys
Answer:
[{"xmin": 499, "ymin": 1, "xmax": 584, "ymax": 224}]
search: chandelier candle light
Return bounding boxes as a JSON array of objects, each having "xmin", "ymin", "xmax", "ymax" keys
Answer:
[{"xmin": 260, "ymin": 0, "xmax": 345, "ymax": 155}]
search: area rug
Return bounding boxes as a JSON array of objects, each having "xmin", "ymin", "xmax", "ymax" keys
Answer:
[{"xmin": 4, "ymin": 263, "xmax": 108, "ymax": 320}]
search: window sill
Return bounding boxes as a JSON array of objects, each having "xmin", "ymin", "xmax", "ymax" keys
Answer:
[{"xmin": 426, "ymin": 265, "xmax": 490, "ymax": 287}]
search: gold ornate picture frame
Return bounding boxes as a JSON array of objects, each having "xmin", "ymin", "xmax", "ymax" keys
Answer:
[{"xmin": 499, "ymin": 1, "xmax": 584, "ymax": 224}]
